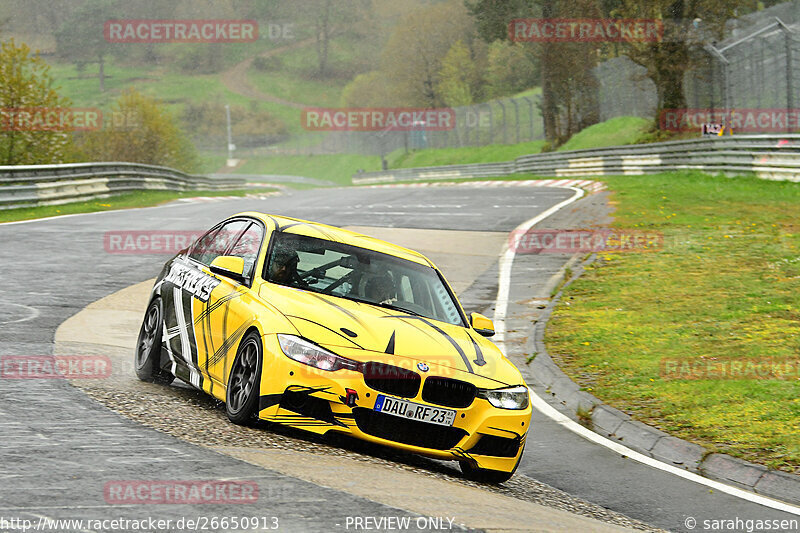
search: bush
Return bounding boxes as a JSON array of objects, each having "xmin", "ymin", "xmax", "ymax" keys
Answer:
[{"xmin": 75, "ymin": 89, "xmax": 199, "ymax": 173}]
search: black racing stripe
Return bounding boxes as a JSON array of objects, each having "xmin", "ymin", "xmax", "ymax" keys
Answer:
[
  {"xmin": 467, "ymin": 331, "xmax": 487, "ymax": 367},
  {"xmin": 385, "ymin": 331, "xmax": 395, "ymax": 354},
  {"xmin": 487, "ymin": 426, "xmax": 524, "ymax": 439},
  {"xmin": 384, "ymin": 315, "xmax": 474, "ymax": 374},
  {"xmin": 172, "ymin": 361, "xmax": 192, "ymax": 385},
  {"xmin": 207, "ymin": 318, "xmax": 255, "ymax": 367},
  {"xmin": 286, "ymin": 315, "xmax": 364, "ymax": 349},
  {"xmin": 281, "ymin": 221, "xmax": 339, "ymax": 241},
  {"xmin": 200, "ymin": 298, "xmax": 211, "ymax": 394},
  {"xmin": 305, "ymin": 293, "xmax": 368, "ymax": 329},
  {"xmin": 389, "ymin": 315, "xmax": 443, "ymax": 345},
  {"xmin": 204, "ymin": 293, "xmax": 215, "ymax": 377},
  {"xmin": 259, "ymin": 394, "xmax": 283, "ymax": 411},
  {"xmin": 181, "ymin": 290, "xmax": 201, "ymax": 374},
  {"xmin": 286, "ymin": 385, "xmax": 335, "ymax": 396},
  {"xmin": 194, "ymin": 289, "xmax": 242, "ymax": 325},
  {"xmin": 450, "ymin": 448, "xmax": 470, "ymax": 461},
  {"xmin": 164, "ymin": 289, "xmax": 188, "ymax": 368},
  {"xmin": 278, "ymin": 222, "xmax": 304, "ymax": 231}
]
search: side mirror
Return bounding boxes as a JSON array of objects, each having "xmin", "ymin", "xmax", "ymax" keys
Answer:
[
  {"xmin": 470, "ymin": 312, "xmax": 495, "ymax": 337},
  {"xmin": 210, "ymin": 255, "xmax": 246, "ymax": 284}
]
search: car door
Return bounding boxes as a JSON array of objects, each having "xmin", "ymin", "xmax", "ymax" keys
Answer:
[
  {"xmin": 161, "ymin": 219, "xmax": 249, "ymax": 391},
  {"xmin": 198, "ymin": 219, "xmax": 266, "ymax": 392}
]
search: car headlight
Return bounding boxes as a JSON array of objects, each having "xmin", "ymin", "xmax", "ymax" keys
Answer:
[
  {"xmin": 478, "ymin": 385, "xmax": 529, "ymax": 410},
  {"xmin": 277, "ymin": 334, "xmax": 360, "ymax": 372}
]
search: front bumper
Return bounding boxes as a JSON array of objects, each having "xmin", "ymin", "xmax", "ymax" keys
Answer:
[{"xmin": 257, "ymin": 335, "xmax": 531, "ymax": 473}]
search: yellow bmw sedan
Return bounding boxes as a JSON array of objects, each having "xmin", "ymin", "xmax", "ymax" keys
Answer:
[{"xmin": 134, "ymin": 212, "xmax": 532, "ymax": 482}]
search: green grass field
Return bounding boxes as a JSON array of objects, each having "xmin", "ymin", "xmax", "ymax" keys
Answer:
[
  {"xmin": 544, "ymin": 171, "xmax": 800, "ymax": 473},
  {"xmin": 557, "ymin": 116, "xmax": 652, "ymax": 152},
  {"xmin": 234, "ymin": 154, "xmax": 382, "ymax": 186},
  {"xmin": 225, "ymin": 139, "xmax": 552, "ymax": 186},
  {"xmin": 389, "ymin": 140, "xmax": 547, "ymax": 168}
]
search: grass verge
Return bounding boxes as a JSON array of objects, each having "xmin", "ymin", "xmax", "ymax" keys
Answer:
[
  {"xmin": 0, "ymin": 189, "xmax": 270, "ymax": 224},
  {"xmin": 389, "ymin": 140, "xmax": 546, "ymax": 168},
  {"xmin": 557, "ymin": 116, "xmax": 652, "ymax": 152},
  {"xmin": 544, "ymin": 170, "xmax": 800, "ymax": 473},
  {"xmin": 234, "ymin": 154, "xmax": 382, "ymax": 186}
]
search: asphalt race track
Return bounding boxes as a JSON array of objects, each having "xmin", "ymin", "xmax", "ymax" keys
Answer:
[{"xmin": 1, "ymin": 185, "xmax": 797, "ymax": 532}]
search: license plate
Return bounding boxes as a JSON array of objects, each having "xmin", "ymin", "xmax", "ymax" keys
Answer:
[{"xmin": 373, "ymin": 395, "xmax": 456, "ymax": 427}]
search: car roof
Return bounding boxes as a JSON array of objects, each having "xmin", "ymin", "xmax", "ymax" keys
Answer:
[{"xmin": 232, "ymin": 212, "xmax": 434, "ymax": 267}]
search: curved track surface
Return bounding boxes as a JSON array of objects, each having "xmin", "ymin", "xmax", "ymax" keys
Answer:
[{"xmin": 1, "ymin": 186, "xmax": 796, "ymax": 532}]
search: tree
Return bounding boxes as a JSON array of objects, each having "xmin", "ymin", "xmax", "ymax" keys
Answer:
[
  {"xmin": 382, "ymin": 0, "xmax": 478, "ymax": 107},
  {"xmin": 0, "ymin": 39, "xmax": 73, "ymax": 165},
  {"xmin": 485, "ymin": 40, "xmax": 539, "ymax": 98},
  {"xmin": 609, "ymin": 0, "xmax": 748, "ymax": 116},
  {"xmin": 75, "ymin": 89, "xmax": 199, "ymax": 173},
  {"xmin": 180, "ymin": 101, "xmax": 288, "ymax": 148},
  {"xmin": 293, "ymin": 0, "xmax": 371, "ymax": 78},
  {"xmin": 437, "ymin": 41, "xmax": 479, "ymax": 107},
  {"xmin": 341, "ymin": 71, "xmax": 396, "ymax": 107},
  {"xmin": 54, "ymin": 0, "xmax": 116, "ymax": 92},
  {"xmin": 467, "ymin": 0, "xmax": 601, "ymax": 143}
]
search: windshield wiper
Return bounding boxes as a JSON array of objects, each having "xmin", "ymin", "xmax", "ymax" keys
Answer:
[
  {"xmin": 374, "ymin": 302, "xmax": 425, "ymax": 318},
  {"xmin": 342, "ymin": 295, "xmax": 422, "ymax": 317}
]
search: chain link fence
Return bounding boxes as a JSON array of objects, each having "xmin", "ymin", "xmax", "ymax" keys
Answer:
[
  {"xmin": 686, "ymin": 18, "xmax": 800, "ymax": 119},
  {"xmin": 219, "ymin": 5, "xmax": 800, "ymax": 157}
]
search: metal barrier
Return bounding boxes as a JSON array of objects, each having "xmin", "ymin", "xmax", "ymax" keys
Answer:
[
  {"xmin": 352, "ymin": 134, "xmax": 800, "ymax": 185},
  {"xmin": 0, "ymin": 162, "xmax": 246, "ymax": 210}
]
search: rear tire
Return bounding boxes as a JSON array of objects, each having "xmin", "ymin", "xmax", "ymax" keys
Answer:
[
  {"xmin": 134, "ymin": 298, "xmax": 174, "ymax": 385},
  {"xmin": 226, "ymin": 331, "xmax": 263, "ymax": 426}
]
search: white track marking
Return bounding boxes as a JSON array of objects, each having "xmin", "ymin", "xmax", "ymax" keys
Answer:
[
  {"xmin": 493, "ymin": 188, "xmax": 800, "ymax": 515},
  {"xmin": 0, "ymin": 303, "xmax": 40, "ymax": 325},
  {"xmin": 493, "ymin": 187, "xmax": 584, "ymax": 345}
]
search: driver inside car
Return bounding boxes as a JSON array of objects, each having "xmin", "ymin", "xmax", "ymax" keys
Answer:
[
  {"xmin": 364, "ymin": 273, "xmax": 397, "ymax": 305},
  {"xmin": 269, "ymin": 248, "xmax": 308, "ymax": 288}
]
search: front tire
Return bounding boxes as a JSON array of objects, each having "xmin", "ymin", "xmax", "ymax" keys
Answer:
[
  {"xmin": 226, "ymin": 331, "xmax": 263, "ymax": 426},
  {"xmin": 134, "ymin": 298, "xmax": 174, "ymax": 385},
  {"xmin": 460, "ymin": 443, "xmax": 525, "ymax": 484}
]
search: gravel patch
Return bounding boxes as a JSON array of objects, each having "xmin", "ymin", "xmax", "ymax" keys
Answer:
[{"xmin": 77, "ymin": 379, "xmax": 665, "ymax": 533}]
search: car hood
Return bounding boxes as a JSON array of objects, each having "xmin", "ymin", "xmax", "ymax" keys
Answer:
[{"xmin": 259, "ymin": 284, "xmax": 521, "ymax": 388}]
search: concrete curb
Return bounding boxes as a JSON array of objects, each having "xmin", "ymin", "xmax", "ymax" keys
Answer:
[{"xmin": 525, "ymin": 255, "xmax": 800, "ymax": 506}]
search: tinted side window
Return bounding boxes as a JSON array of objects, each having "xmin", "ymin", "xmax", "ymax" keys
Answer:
[
  {"xmin": 188, "ymin": 227, "xmax": 221, "ymax": 264},
  {"xmin": 227, "ymin": 222, "xmax": 264, "ymax": 278},
  {"xmin": 189, "ymin": 220, "xmax": 249, "ymax": 266}
]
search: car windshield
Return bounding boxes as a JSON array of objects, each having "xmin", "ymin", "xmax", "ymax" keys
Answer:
[{"xmin": 265, "ymin": 232, "xmax": 464, "ymax": 327}]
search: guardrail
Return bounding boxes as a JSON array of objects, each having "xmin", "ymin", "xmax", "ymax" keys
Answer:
[
  {"xmin": 0, "ymin": 162, "xmax": 246, "ymax": 210},
  {"xmin": 352, "ymin": 134, "xmax": 800, "ymax": 184}
]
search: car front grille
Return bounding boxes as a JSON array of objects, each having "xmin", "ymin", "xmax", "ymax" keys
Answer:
[
  {"xmin": 421, "ymin": 377, "xmax": 477, "ymax": 408},
  {"xmin": 361, "ymin": 362, "xmax": 421, "ymax": 398},
  {"xmin": 352, "ymin": 408, "xmax": 467, "ymax": 450}
]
